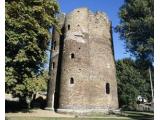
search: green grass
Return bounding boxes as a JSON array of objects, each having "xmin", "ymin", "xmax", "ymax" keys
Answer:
[
  {"xmin": 5, "ymin": 117, "xmax": 131, "ymax": 120},
  {"xmin": 122, "ymin": 111, "xmax": 154, "ymax": 120},
  {"xmin": 6, "ymin": 111, "xmax": 154, "ymax": 120}
]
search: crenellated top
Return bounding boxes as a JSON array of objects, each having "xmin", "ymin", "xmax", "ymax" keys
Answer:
[{"xmin": 58, "ymin": 8, "xmax": 112, "ymax": 44}]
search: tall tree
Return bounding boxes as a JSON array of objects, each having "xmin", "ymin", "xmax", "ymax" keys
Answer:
[
  {"xmin": 5, "ymin": 0, "xmax": 59, "ymax": 102},
  {"xmin": 115, "ymin": 0, "xmax": 154, "ymax": 64},
  {"xmin": 116, "ymin": 59, "xmax": 142, "ymax": 108},
  {"xmin": 116, "ymin": 58, "xmax": 152, "ymax": 109}
]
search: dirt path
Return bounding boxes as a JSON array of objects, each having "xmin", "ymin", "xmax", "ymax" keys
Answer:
[{"xmin": 6, "ymin": 109, "xmax": 74, "ymax": 117}]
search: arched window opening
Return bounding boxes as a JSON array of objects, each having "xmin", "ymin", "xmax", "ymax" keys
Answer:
[
  {"xmin": 70, "ymin": 77, "xmax": 74, "ymax": 84},
  {"xmin": 106, "ymin": 83, "xmax": 110, "ymax": 94},
  {"xmin": 68, "ymin": 25, "xmax": 70, "ymax": 30},
  {"xmin": 71, "ymin": 53, "xmax": 75, "ymax": 59}
]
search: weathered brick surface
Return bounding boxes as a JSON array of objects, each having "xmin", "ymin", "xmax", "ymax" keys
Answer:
[{"xmin": 52, "ymin": 8, "xmax": 118, "ymax": 111}]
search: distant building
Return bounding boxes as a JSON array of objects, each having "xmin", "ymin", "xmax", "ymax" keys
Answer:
[
  {"xmin": 46, "ymin": 8, "xmax": 119, "ymax": 113},
  {"xmin": 137, "ymin": 95, "xmax": 147, "ymax": 103}
]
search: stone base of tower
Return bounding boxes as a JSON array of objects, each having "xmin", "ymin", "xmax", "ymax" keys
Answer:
[
  {"xmin": 45, "ymin": 107, "xmax": 55, "ymax": 111},
  {"xmin": 56, "ymin": 108, "xmax": 120, "ymax": 115}
]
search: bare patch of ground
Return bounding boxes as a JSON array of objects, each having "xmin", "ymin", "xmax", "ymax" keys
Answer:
[{"xmin": 6, "ymin": 109, "xmax": 74, "ymax": 118}]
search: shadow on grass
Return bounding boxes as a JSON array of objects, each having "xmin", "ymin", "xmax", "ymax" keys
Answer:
[
  {"xmin": 5, "ymin": 100, "xmax": 30, "ymax": 113},
  {"xmin": 6, "ymin": 98, "xmax": 46, "ymax": 113},
  {"xmin": 122, "ymin": 111, "xmax": 154, "ymax": 120}
]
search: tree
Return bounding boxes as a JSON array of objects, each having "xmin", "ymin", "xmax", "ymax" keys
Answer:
[
  {"xmin": 116, "ymin": 58, "xmax": 152, "ymax": 109},
  {"xmin": 115, "ymin": 0, "xmax": 154, "ymax": 64},
  {"xmin": 5, "ymin": 0, "xmax": 59, "ymax": 103},
  {"xmin": 135, "ymin": 59, "xmax": 154, "ymax": 102}
]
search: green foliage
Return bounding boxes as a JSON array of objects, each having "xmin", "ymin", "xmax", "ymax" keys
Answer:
[
  {"xmin": 5, "ymin": 0, "xmax": 59, "ymax": 99},
  {"xmin": 116, "ymin": 58, "xmax": 152, "ymax": 108},
  {"xmin": 24, "ymin": 71, "xmax": 48, "ymax": 93},
  {"xmin": 115, "ymin": 0, "xmax": 154, "ymax": 63}
]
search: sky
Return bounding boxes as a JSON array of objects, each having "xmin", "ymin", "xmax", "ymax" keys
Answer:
[{"xmin": 57, "ymin": 0, "xmax": 131, "ymax": 60}]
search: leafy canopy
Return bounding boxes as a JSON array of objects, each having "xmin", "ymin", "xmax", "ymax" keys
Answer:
[
  {"xmin": 115, "ymin": 0, "xmax": 154, "ymax": 64},
  {"xmin": 5, "ymin": 0, "xmax": 59, "ymax": 98},
  {"xmin": 116, "ymin": 58, "xmax": 152, "ymax": 108}
]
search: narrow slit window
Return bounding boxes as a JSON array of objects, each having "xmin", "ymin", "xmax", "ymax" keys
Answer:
[
  {"xmin": 70, "ymin": 77, "xmax": 74, "ymax": 84},
  {"xmin": 52, "ymin": 62, "xmax": 55, "ymax": 69},
  {"xmin": 53, "ymin": 41, "xmax": 56, "ymax": 50},
  {"xmin": 71, "ymin": 53, "xmax": 74, "ymax": 59},
  {"xmin": 68, "ymin": 25, "xmax": 70, "ymax": 30},
  {"xmin": 106, "ymin": 83, "xmax": 110, "ymax": 94}
]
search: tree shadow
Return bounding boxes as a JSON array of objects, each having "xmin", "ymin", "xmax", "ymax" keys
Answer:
[
  {"xmin": 5, "ymin": 100, "xmax": 29, "ymax": 113},
  {"xmin": 6, "ymin": 97, "xmax": 47, "ymax": 113},
  {"xmin": 30, "ymin": 97, "xmax": 47, "ymax": 110},
  {"xmin": 122, "ymin": 111, "xmax": 154, "ymax": 120}
]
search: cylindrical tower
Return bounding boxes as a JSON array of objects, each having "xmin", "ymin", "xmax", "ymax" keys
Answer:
[
  {"xmin": 57, "ymin": 8, "xmax": 118, "ymax": 112},
  {"xmin": 46, "ymin": 13, "xmax": 65, "ymax": 110}
]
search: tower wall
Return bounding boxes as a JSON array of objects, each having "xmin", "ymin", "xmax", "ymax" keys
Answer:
[
  {"xmin": 56, "ymin": 8, "xmax": 118, "ymax": 111},
  {"xmin": 46, "ymin": 14, "xmax": 65, "ymax": 109}
]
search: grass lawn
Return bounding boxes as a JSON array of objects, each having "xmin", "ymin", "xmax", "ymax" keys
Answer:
[
  {"xmin": 5, "ymin": 111, "xmax": 154, "ymax": 120},
  {"xmin": 122, "ymin": 111, "xmax": 154, "ymax": 120},
  {"xmin": 5, "ymin": 117, "xmax": 132, "ymax": 120}
]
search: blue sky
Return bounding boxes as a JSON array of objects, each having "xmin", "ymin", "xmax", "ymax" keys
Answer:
[{"xmin": 57, "ymin": 0, "xmax": 131, "ymax": 60}]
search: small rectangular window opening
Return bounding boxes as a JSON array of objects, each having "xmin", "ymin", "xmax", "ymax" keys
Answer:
[
  {"xmin": 53, "ymin": 41, "xmax": 56, "ymax": 50},
  {"xmin": 68, "ymin": 25, "xmax": 70, "ymax": 30},
  {"xmin": 71, "ymin": 53, "xmax": 74, "ymax": 59},
  {"xmin": 53, "ymin": 62, "xmax": 55, "ymax": 69},
  {"xmin": 70, "ymin": 77, "xmax": 74, "ymax": 84},
  {"xmin": 106, "ymin": 83, "xmax": 110, "ymax": 94}
]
